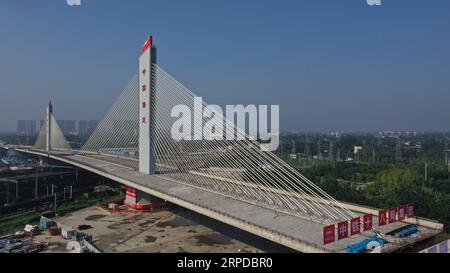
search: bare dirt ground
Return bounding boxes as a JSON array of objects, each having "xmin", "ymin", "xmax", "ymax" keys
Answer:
[{"xmin": 35, "ymin": 205, "xmax": 291, "ymax": 253}]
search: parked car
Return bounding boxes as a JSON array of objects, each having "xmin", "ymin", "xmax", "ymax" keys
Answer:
[{"xmin": 78, "ymin": 224, "xmax": 92, "ymax": 230}]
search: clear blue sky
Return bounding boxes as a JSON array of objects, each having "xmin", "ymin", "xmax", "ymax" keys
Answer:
[{"xmin": 1, "ymin": 0, "xmax": 449, "ymax": 132}]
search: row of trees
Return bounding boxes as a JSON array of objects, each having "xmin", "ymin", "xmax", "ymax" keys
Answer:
[
  {"xmin": 302, "ymin": 164, "xmax": 450, "ymax": 233},
  {"xmin": 278, "ymin": 132, "xmax": 450, "ymax": 165}
]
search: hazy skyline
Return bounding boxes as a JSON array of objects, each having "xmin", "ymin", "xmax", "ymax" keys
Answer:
[{"xmin": 1, "ymin": 0, "xmax": 450, "ymax": 132}]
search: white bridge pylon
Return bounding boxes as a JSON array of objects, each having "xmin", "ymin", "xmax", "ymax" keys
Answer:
[
  {"xmin": 34, "ymin": 101, "xmax": 71, "ymax": 152},
  {"xmin": 77, "ymin": 36, "xmax": 360, "ymax": 225}
]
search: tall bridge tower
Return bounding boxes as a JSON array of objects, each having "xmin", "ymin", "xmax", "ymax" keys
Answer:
[
  {"xmin": 131, "ymin": 36, "xmax": 165, "ymax": 209},
  {"xmin": 138, "ymin": 36, "xmax": 157, "ymax": 175}
]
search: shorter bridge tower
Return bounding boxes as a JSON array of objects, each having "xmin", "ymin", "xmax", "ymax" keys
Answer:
[
  {"xmin": 46, "ymin": 101, "xmax": 53, "ymax": 152},
  {"xmin": 34, "ymin": 101, "xmax": 71, "ymax": 152}
]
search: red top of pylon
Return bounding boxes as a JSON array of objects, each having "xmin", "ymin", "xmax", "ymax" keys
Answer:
[{"xmin": 142, "ymin": 36, "xmax": 153, "ymax": 53}]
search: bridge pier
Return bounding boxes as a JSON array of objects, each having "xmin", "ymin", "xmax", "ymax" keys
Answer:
[{"xmin": 124, "ymin": 186, "xmax": 166, "ymax": 210}]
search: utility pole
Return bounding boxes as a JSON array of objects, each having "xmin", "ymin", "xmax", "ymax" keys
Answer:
[
  {"xmin": 305, "ymin": 134, "xmax": 310, "ymax": 157},
  {"xmin": 54, "ymin": 193, "xmax": 57, "ymax": 212},
  {"xmin": 305, "ymin": 134, "xmax": 311, "ymax": 167},
  {"xmin": 34, "ymin": 164, "xmax": 39, "ymax": 199},
  {"xmin": 445, "ymin": 149, "xmax": 449, "ymax": 168},
  {"xmin": 395, "ymin": 138, "xmax": 402, "ymax": 163},
  {"xmin": 329, "ymin": 141, "xmax": 334, "ymax": 162},
  {"xmin": 445, "ymin": 149, "xmax": 450, "ymax": 178},
  {"xmin": 51, "ymin": 184, "xmax": 54, "ymax": 196},
  {"xmin": 5, "ymin": 182, "xmax": 9, "ymax": 204},
  {"xmin": 424, "ymin": 162, "xmax": 428, "ymax": 181},
  {"xmin": 372, "ymin": 147, "xmax": 376, "ymax": 163},
  {"xmin": 70, "ymin": 185, "xmax": 73, "ymax": 200},
  {"xmin": 317, "ymin": 140, "xmax": 321, "ymax": 161}
]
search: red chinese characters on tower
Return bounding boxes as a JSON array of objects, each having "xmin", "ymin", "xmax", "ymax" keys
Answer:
[
  {"xmin": 337, "ymin": 221, "xmax": 349, "ymax": 240},
  {"xmin": 323, "ymin": 224, "xmax": 335, "ymax": 245},
  {"xmin": 142, "ymin": 68, "xmax": 147, "ymax": 75},
  {"xmin": 141, "ymin": 117, "xmax": 147, "ymax": 124},
  {"xmin": 398, "ymin": 205, "xmax": 407, "ymax": 221},
  {"xmin": 363, "ymin": 214, "xmax": 373, "ymax": 231},
  {"xmin": 388, "ymin": 208, "xmax": 397, "ymax": 224},
  {"xmin": 378, "ymin": 210, "xmax": 387, "ymax": 226},
  {"xmin": 142, "ymin": 101, "xmax": 147, "ymax": 109},
  {"xmin": 141, "ymin": 84, "xmax": 147, "ymax": 92},
  {"xmin": 350, "ymin": 217, "xmax": 361, "ymax": 236}
]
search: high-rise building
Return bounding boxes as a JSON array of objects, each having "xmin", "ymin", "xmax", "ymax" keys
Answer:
[
  {"xmin": 17, "ymin": 120, "xmax": 36, "ymax": 136},
  {"xmin": 87, "ymin": 120, "xmax": 98, "ymax": 135},
  {"xmin": 17, "ymin": 120, "xmax": 26, "ymax": 134},
  {"xmin": 78, "ymin": 120, "xmax": 88, "ymax": 135},
  {"xmin": 57, "ymin": 120, "xmax": 77, "ymax": 135},
  {"xmin": 67, "ymin": 120, "xmax": 76, "ymax": 135}
]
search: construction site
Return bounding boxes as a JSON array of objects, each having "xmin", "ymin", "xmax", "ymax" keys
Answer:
[{"xmin": 1, "ymin": 201, "xmax": 294, "ymax": 253}]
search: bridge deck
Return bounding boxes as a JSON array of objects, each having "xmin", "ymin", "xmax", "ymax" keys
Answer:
[{"xmin": 18, "ymin": 149, "xmax": 443, "ymax": 253}]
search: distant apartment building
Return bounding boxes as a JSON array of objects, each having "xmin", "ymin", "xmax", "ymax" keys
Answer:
[
  {"xmin": 77, "ymin": 120, "xmax": 97, "ymax": 135},
  {"xmin": 17, "ymin": 120, "xmax": 36, "ymax": 136},
  {"xmin": 57, "ymin": 120, "xmax": 77, "ymax": 135},
  {"xmin": 87, "ymin": 120, "xmax": 98, "ymax": 135},
  {"xmin": 378, "ymin": 131, "xmax": 418, "ymax": 137},
  {"xmin": 329, "ymin": 131, "xmax": 342, "ymax": 138},
  {"xmin": 78, "ymin": 120, "xmax": 88, "ymax": 135},
  {"xmin": 37, "ymin": 119, "xmax": 97, "ymax": 136}
]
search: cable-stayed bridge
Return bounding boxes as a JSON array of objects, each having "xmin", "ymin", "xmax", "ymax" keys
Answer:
[{"xmin": 15, "ymin": 37, "xmax": 443, "ymax": 253}]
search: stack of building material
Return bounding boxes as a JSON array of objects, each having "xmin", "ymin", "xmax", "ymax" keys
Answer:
[{"xmin": 23, "ymin": 225, "xmax": 39, "ymax": 236}]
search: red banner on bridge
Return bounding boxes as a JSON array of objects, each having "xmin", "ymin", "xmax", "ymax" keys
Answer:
[
  {"xmin": 337, "ymin": 221, "xmax": 349, "ymax": 240},
  {"xmin": 350, "ymin": 217, "xmax": 361, "ymax": 236},
  {"xmin": 363, "ymin": 214, "xmax": 373, "ymax": 231},
  {"xmin": 407, "ymin": 204, "xmax": 415, "ymax": 218},
  {"xmin": 323, "ymin": 224, "xmax": 335, "ymax": 245},
  {"xmin": 378, "ymin": 210, "xmax": 387, "ymax": 226},
  {"xmin": 398, "ymin": 205, "xmax": 407, "ymax": 221},
  {"xmin": 388, "ymin": 208, "xmax": 397, "ymax": 224}
]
